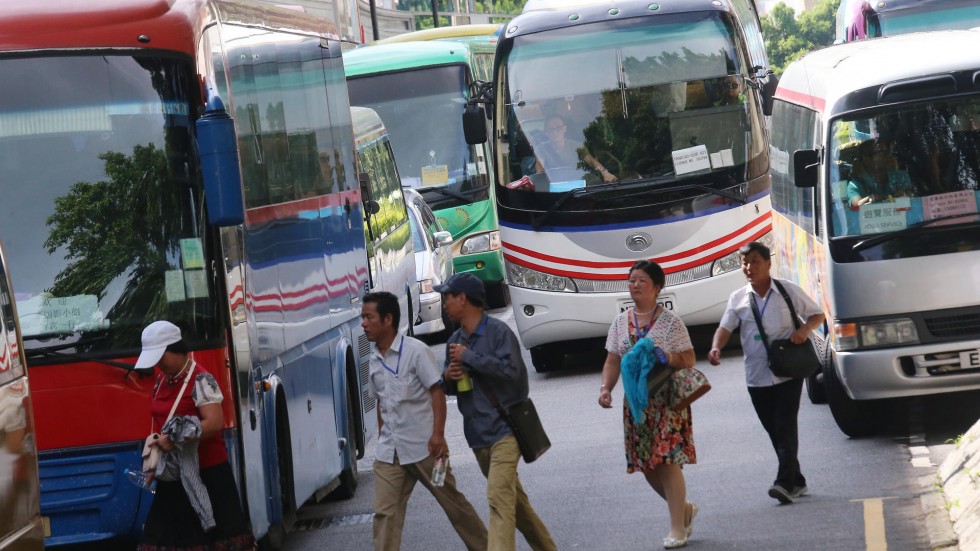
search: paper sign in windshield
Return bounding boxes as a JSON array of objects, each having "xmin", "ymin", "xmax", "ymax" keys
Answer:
[
  {"xmin": 672, "ymin": 145, "xmax": 711, "ymax": 175},
  {"xmin": 922, "ymin": 191, "xmax": 978, "ymax": 226},
  {"xmin": 16, "ymin": 294, "xmax": 106, "ymax": 336},
  {"xmin": 181, "ymin": 238, "xmax": 205, "ymax": 269},
  {"xmin": 859, "ymin": 197, "xmax": 910, "ymax": 234},
  {"xmin": 421, "ymin": 165, "xmax": 449, "ymax": 186}
]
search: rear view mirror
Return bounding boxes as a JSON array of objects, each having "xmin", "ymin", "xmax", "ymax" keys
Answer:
[
  {"xmin": 794, "ymin": 149, "xmax": 820, "ymax": 188},
  {"xmin": 762, "ymin": 71, "xmax": 779, "ymax": 117},
  {"xmin": 463, "ymin": 105, "xmax": 488, "ymax": 145},
  {"xmin": 433, "ymin": 230, "xmax": 452, "ymax": 247}
]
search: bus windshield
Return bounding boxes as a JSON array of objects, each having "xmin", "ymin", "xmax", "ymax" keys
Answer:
[
  {"xmin": 828, "ymin": 97, "xmax": 980, "ymax": 250},
  {"xmin": 499, "ymin": 11, "xmax": 765, "ymax": 200},
  {"xmin": 347, "ymin": 65, "xmax": 490, "ymax": 211},
  {"xmin": 0, "ymin": 55, "xmax": 220, "ymax": 354}
]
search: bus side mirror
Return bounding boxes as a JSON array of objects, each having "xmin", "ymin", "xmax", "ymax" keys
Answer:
[
  {"xmin": 761, "ymin": 72, "xmax": 779, "ymax": 117},
  {"xmin": 358, "ymin": 172, "xmax": 380, "ymax": 215},
  {"xmin": 196, "ymin": 95, "xmax": 245, "ymax": 226},
  {"xmin": 794, "ymin": 149, "xmax": 820, "ymax": 188},
  {"xmin": 463, "ymin": 104, "xmax": 488, "ymax": 145}
]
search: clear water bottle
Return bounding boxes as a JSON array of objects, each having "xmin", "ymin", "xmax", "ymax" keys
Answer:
[
  {"xmin": 431, "ymin": 457, "xmax": 447, "ymax": 487},
  {"xmin": 124, "ymin": 468, "xmax": 157, "ymax": 493}
]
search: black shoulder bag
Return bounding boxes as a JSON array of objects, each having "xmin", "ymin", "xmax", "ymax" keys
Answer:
[
  {"xmin": 473, "ymin": 374, "xmax": 551, "ymax": 463},
  {"xmin": 749, "ymin": 279, "xmax": 820, "ymax": 379}
]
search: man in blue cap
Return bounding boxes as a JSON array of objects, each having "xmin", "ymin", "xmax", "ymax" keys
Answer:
[{"xmin": 436, "ymin": 273, "xmax": 556, "ymax": 551}]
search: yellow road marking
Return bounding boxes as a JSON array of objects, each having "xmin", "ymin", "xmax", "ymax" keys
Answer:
[{"xmin": 851, "ymin": 497, "xmax": 894, "ymax": 551}]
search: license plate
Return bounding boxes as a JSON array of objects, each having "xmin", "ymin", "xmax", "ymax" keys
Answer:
[
  {"xmin": 960, "ymin": 349, "xmax": 980, "ymax": 369},
  {"xmin": 619, "ymin": 295, "xmax": 675, "ymax": 313}
]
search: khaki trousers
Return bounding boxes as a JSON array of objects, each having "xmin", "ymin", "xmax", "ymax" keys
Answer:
[
  {"xmin": 373, "ymin": 454, "xmax": 487, "ymax": 551},
  {"xmin": 472, "ymin": 436, "xmax": 556, "ymax": 551}
]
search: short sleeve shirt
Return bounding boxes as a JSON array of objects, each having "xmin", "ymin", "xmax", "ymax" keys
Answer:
[
  {"xmin": 151, "ymin": 361, "xmax": 227, "ymax": 467},
  {"xmin": 719, "ymin": 279, "xmax": 823, "ymax": 388},
  {"xmin": 368, "ymin": 334, "xmax": 443, "ymax": 465}
]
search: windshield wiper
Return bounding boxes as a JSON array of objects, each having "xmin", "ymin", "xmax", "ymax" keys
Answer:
[
  {"xmin": 679, "ymin": 183, "xmax": 748, "ymax": 205},
  {"xmin": 852, "ymin": 212, "xmax": 980, "ymax": 252},
  {"xmin": 417, "ymin": 183, "xmax": 489, "ymax": 203},
  {"xmin": 24, "ymin": 335, "xmax": 140, "ymax": 371},
  {"xmin": 532, "ymin": 180, "xmax": 624, "ymax": 230}
]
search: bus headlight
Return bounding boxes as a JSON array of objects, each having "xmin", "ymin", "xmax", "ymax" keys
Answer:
[
  {"xmin": 860, "ymin": 319, "xmax": 919, "ymax": 348},
  {"xmin": 460, "ymin": 231, "xmax": 501, "ymax": 255},
  {"xmin": 507, "ymin": 262, "xmax": 576, "ymax": 292},
  {"xmin": 835, "ymin": 319, "xmax": 919, "ymax": 351},
  {"xmin": 710, "ymin": 251, "xmax": 741, "ymax": 276}
]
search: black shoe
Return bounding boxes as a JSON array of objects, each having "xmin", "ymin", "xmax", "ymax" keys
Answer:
[{"xmin": 768, "ymin": 485, "xmax": 794, "ymax": 504}]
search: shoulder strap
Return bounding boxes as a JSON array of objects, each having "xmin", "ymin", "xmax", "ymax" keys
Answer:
[
  {"xmin": 772, "ymin": 279, "xmax": 803, "ymax": 330},
  {"xmin": 160, "ymin": 363, "xmax": 196, "ymax": 432}
]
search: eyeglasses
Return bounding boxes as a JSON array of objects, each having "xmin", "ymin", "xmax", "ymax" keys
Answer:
[{"xmin": 545, "ymin": 124, "xmax": 566, "ymax": 133}]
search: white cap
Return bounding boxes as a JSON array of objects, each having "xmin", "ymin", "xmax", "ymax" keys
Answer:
[{"xmin": 135, "ymin": 321, "xmax": 182, "ymax": 370}]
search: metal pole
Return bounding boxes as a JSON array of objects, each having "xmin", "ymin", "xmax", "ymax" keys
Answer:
[
  {"xmin": 431, "ymin": 0, "xmax": 439, "ymax": 28},
  {"xmin": 369, "ymin": 0, "xmax": 379, "ymax": 41}
]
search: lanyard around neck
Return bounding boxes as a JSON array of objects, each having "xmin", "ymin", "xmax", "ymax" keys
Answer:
[
  {"xmin": 379, "ymin": 336, "xmax": 405, "ymax": 376},
  {"xmin": 753, "ymin": 289, "xmax": 773, "ymax": 319},
  {"xmin": 632, "ymin": 306, "xmax": 659, "ymax": 340}
]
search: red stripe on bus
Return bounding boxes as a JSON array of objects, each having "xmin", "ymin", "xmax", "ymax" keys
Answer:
[
  {"xmin": 503, "ymin": 223, "xmax": 771, "ymax": 280},
  {"xmin": 244, "ymin": 189, "xmax": 360, "ymax": 225},
  {"xmin": 503, "ymin": 213, "xmax": 771, "ymax": 270},
  {"xmin": 774, "ymin": 88, "xmax": 826, "ymax": 111}
]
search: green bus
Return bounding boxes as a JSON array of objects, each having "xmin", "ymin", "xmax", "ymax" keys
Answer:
[{"xmin": 344, "ymin": 36, "xmax": 507, "ymax": 307}]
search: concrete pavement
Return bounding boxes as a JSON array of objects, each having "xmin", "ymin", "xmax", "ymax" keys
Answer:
[{"xmin": 929, "ymin": 416, "xmax": 980, "ymax": 550}]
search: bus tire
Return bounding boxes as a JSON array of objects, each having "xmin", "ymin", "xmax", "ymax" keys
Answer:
[
  {"xmin": 530, "ymin": 344, "xmax": 562, "ymax": 373},
  {"xmin": 485, "ymin": 281, "xmax": 508, "ymax": 309},
  {"xmin": 806, "ymin": 338, "xmax": 830, "ymax": 405},
  {"xmin": 332, "ymin": 389, "xmax": 359, "ymax": 500},
  {"xmin": 823, "ymin": 352, "xmax": 881, "ymax": 437},
  {"xmin": 261, "ymin": 396, "xmax": 295, "ymax": 549}
]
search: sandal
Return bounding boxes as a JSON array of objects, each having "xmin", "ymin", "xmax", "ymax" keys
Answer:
[{"xmin": 685, "ymin": 502, "xmax": 698, "ymax": 537}]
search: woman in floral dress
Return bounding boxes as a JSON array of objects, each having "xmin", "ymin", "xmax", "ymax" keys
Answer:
[{"xmin": 598, "ymin": 260, "xmax": 698, "ymax": 549}]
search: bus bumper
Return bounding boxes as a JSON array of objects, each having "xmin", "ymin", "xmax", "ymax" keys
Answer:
[
  {"xmin": 39, "ymin": 443, "xmax": 151, "ymax": 546},
  {"xmin": 509, "ymin": 269, "xmax": 741, "ymax": 350},
  {"xmin": 453, "ymin": 250, "xmax": 505, "ymax": 284},
  {"xmin": 836, "ymin": 338, "xmax": 980, "ymax": 400}
]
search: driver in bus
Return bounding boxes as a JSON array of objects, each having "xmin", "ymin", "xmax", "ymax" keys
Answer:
[
  {"xmin": 534, "ymin": 114, "xmax": 617, "ymax": 183},
  {"xmin": 846, "ymin": 138, "xmax": 912, "ymax": 208}
]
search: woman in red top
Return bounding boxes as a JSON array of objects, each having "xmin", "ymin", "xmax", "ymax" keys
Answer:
[{"xmin": 135, "ymin": 321, "xmax": 256, "ymax": 551}]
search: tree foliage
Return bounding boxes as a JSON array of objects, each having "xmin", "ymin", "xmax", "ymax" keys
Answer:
[
  {"xmin": 397, "ymin": 0, "xmax": 526, "ymax": 29},
  {"xmin": 761, "ymin": 0, "xmax": 840, "ymax": 76}
]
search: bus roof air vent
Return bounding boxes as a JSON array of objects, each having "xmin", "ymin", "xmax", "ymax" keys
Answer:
[{"xmin": 878, "ymin": 75, "xmax": 956, "ymax": 104}]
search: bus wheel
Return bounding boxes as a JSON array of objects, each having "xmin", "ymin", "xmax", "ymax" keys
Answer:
[
  {"xmin": 823, "ymin": 353, "xmax": 881, "ymax": 437},
  {"xmin": 806, "ymin": 338, "xmax": 830, "ymax": 405},
  {"xmin": 530, "ymin": 344, "xmax": 563, "ymax": 373},
  {"xmin": 485, "ymin": 282, "xmax": 508, "ymax": 310},
  {"xmin": 332, "ymin": 390, "xmax": 359, "ymax": 499}
]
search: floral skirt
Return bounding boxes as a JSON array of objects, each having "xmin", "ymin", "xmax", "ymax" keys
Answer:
[
  {"xmin": 623, "ymin": 385, "xmax": 696, "ymax": 473},
  {"xmin": 138, "ymin": 461, "xmax": 257, "ymax": 551}
]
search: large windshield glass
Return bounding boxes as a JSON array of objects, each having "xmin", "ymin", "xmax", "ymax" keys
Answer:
[
  {"xmin": 347, "ymin": 65, "xmax": 490, "ymax": 211},
  {"xmin": 828, "ymin": 97, "xmax": 980, "ymax": 251},
  {"xmin": 0, "ymin": 55, "xmax": 220, "ymax": 356},
  {"xmin": 882, "ymin": 5, "xmax": 980, "ymax": 35},
  {"xmin": 498, "ymin": 12, "xmax": 764, "ymax": 199}
]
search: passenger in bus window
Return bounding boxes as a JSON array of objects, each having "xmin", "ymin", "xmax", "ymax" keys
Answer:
[
  {"xmin": 713, "ymin": 76, "xmax": 747, "ymax": 107},
  {"xmin": 135, "ymin": 321, "xmax": 257, "ymax": 551},
  {"xmin": 534, "ymin": 114, "xmax": 617, "ymax": 183},
  {"xmin": 361, "ymin": 292, "xmax": 488, "ymax": 551},
  {"xmin": 847, "ymin": 138, "xmax": 911, "ymax": 207}
]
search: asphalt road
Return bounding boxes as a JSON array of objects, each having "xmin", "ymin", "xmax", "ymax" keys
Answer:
[{"xmin": 279, "ymin": 306, "xmax": 980, "ymax": 551}]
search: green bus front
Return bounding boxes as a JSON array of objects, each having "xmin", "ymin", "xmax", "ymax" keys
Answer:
[{"xmin": 344, "ymin": 41, "xmax": 507, "ymax": 307}]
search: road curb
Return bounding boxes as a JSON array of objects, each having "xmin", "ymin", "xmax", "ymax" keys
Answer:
[{"xmin": 935, "ymin": 419, "xmax": 980, "ymax": 550}]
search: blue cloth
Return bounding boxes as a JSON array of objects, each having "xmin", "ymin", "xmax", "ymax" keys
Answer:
[{"xmin": 620, "ymin": 338, "xmax": 667, "ymax": 422}]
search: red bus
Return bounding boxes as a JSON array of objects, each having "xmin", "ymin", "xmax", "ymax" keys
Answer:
[{"xmin": 0, "ymin": 0, "xmax": 373, "ymax": 546}]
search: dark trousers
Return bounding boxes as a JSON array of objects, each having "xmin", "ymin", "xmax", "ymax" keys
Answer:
[{"xmin": 748, "ymin": 378, "xmax": 806, "ymax": 491}]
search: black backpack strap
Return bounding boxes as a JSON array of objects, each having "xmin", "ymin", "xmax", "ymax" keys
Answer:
[{"xmin": 772, "ymin": 279, "xmax": 803, "ymax": 330}]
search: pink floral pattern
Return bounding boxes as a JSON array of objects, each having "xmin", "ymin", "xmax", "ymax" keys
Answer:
[{"xmin": 606, "ymin": 308, "xmax": 696, "ymax": 472}]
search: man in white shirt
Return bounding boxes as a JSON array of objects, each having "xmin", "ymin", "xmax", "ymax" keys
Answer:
[
  {"xmin": 707, "ymin": 242, "xmax": 825, "ymax": 504},
  {"xmin": 362, "ymin": 291, "xmax": 487, "ymax": 551}
]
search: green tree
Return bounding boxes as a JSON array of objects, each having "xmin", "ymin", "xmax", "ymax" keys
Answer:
[{"xmin": 761, "ymin": 0, "xmax": 840, "ymax": 76}]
